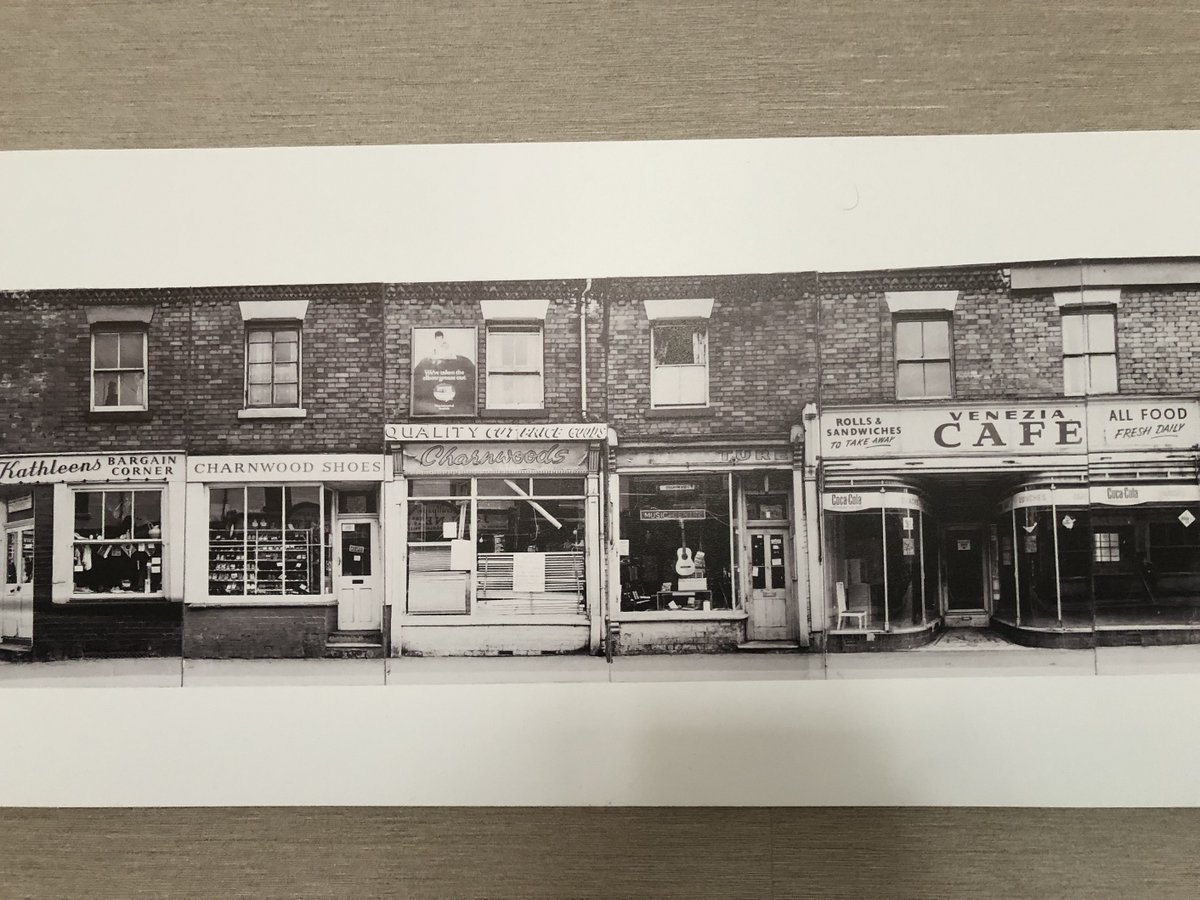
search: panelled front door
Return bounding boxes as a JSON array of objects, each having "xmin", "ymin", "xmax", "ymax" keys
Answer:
[
  {"xmin": 747, "ymin": 528, "xmax": 793, "ymax": 640},
  {"xmin": 2, "ymin": 524, "xmax": 34, "ymax": 641},
  {"xmin": 944, "ymin": 523, "xmax": 988, "ymax": 624},
  {"xmin": 335, "ymin": 517, "xmax": 381, "ymax": 631}
]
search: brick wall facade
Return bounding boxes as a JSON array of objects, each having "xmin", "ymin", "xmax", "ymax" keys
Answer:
[
  {"xmin": 187, "ymin": 284, "xmax": 385, "ymax": 454},
  {"xmin": 600, "ymin": 274, "xmax": 817, "ymax": 442},
  {"xmin": 1116, "ymin": 289, "xmax": 1200, "ymax": 394},
  {"xmin": 0, "ymin": 290, "xmax": 191, "ymax": 454},
  {"xmin": 183, "ymin": 605, "xmax": 337, "ymax": 659},
  {"xmin": 383, "ymin": 280, "xmax": 601, "ymax": 424}
]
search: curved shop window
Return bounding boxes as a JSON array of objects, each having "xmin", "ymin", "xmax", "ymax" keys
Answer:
[
  {"xmin": 619, "ymin": 474, "xmax": 735, "ymax": 612},
  {"xmin": 994, "ymin": 485, "xmax": 1090, "ymax": 629},
  {"xmin": 823, "ymin": 487, "xmax": 938, "ymax": 632},
  {"xmin": 1088, "ymin": 482, "xmax": 1200, "ymax": 628}
]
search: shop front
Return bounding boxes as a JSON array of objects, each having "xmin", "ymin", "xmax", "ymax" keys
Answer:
[
  {"xmin": 0, "ymin": 451, "xmax": 185, "ymax": 659},
  {"xmin": 812, "ymin": 397, "xmax": 1200, "ymax": 650},
  {"xmin": 183, "ymin": 453, "xmax": 388, "ymax": 658},
  {"xmin": 610, "ymin": 441, "xmax": 809, "ymax": 653},
  {"xmin": 385, "ymin": 422, "xmax": 607, "ymax": 656}
]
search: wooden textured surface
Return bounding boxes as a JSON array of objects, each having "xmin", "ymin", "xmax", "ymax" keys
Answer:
[{"xmin": 5, "ymin": 1, "xmax": 1200, "ymax": 897}]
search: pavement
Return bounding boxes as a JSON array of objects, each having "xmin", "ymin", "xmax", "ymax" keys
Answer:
[{"xmin": 7, "ymin": 643, "xmax": 1200, "ymax": 686}]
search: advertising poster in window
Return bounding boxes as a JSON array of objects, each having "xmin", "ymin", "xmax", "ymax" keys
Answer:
[{"xmin": 411, "ymin": 327, "xmax": 478, "ymax": 417}]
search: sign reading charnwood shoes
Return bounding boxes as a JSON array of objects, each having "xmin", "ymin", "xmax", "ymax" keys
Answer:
[
  {"xmin": 0, "ymin": 452, "xmax": 183, "ymax": 483},
  {"xmin": 821, "ymin": 399, "xmax": 1200, "ymax": 458}
]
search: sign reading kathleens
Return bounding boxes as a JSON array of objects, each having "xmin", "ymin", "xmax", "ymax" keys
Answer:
[
  {"xmin": 400, "ymin": 442, "xmax": 591, "ymax": 475},
  {"xmin": 0, "ymin": 453, "xmax": 182, "ymax": 485},
  {"xmin": 821, "ymin": 399, "xmax": 1200, "ymax": 459},
  {"xmin": 386, "ymin": 422, "xmax": 608, "ymax": 442}
]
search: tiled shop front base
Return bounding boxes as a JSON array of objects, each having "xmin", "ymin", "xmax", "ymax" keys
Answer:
[
  {"xmin": 398, "ymin": 623, "xmax": 592, "ymax": 657},
  {"xmin": 613, "ymin": 619, "xmax": 746, "ymax": 655},
  {"xmin": 825, "ymin": 622, "xmax": 941, "ymax": 653}
]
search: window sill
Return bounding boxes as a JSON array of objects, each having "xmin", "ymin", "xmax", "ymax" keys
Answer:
[
  {"xmin": 481, "ymin": 407, "xmax": 547, "ymax": 418},
  {"xmin": 399, "ymin": 613, "xmax": 587, "ymax": 626},
  {"xmin": 238, "ymin": 407, "xmax": 307, "ymax": 420},
  {"xmin": 614, "ymin": 609, "xmax": 747, "ymax": 622},
  {"xmin": 188, "ymin": 595, "xmax": 335, "ymax": 607},
  {"xmin": 647, "ymin": 406, "xmax": 715, "ymax": 419},
  {"xmin": 86, "ymin": 409, "xmax": 152, "ymax": 422},
  {"xmin": 64, "ymin": 594, "xmax": 171, "ymax": 605}
]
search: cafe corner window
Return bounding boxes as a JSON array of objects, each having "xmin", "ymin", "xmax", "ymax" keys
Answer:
[
  {"xmin": 1062, "ymin": 307, "xmax": 1118, "ymax": 396},
  {"xmin": 91, "ymin": 328, "xmax": 148, "ymax": 411},
  {"xmin": 651, "ymin": 321, "xmax": 709, "ymax": 408},
  {"xmin": 245, "ymin": 324, "xmax": 302, "ymax": 408},
  {"xmin": 72, "ymin": 488, "xmax": 163, "ymax": 596},
  {"xmin": 208, "ymin": 485, "xmax": 330, "ymax": 597},
  {"xmin": 485, "ymin": 324, "xmax": 544, "ymax": 410},
  {"xmin": 894, "ymin": 314, "xmax": 952, "ymax": 400}
]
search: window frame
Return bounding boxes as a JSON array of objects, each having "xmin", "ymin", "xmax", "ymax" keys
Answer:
[
  {"xmin": 484, "ymin": 321, "xmax": 545, "ymax": 411},
  {"xmin": 243, "ymin": 320, "xmax": 303, "ymax": 410},
  {"xmin": 90, "ymin": 326, "xmax": 149, "ymax": 412},
  {"xmin": 70, "ymin": 486, "xmax": 165, "ymax": 599},
  {"xmin": 892, "ymin": 312, "xmax": 954, "ymax": 401},
  {"xmin": 649, "ymin": 318, "xmax": 710, "ymax": 410},
  {"xmin": 1061, "ymin": 305, "xmax": 1119, "ymax": 397}
]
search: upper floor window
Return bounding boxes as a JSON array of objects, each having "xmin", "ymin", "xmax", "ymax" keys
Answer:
[
  {"xmin": 91, "ymin": 328, "xmax": 148, "ymax": 411},
  {"xmin": 1062, "ymin": 307, "xmax": 1117, "ymax": 396},
  {"xmin": 245, "ymin": 324, "xmax": 302, "ymax": 408},
  {"xmin": 894, "ymin": 315, "xmax": 952, "ymax": 400},
  {"xmin": 486, "ymin": 324, "xmax": 544, "ymax": 409},
  {"xmin": 651, "ymin": 321, "xmax": 709, "ymax": 408}
]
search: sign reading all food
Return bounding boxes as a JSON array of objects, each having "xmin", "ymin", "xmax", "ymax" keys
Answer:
[
  {"xmin": 821, "ymin": 399, "xmax": 1200, "ymax": 459},
  {"xmin": 0, "ymin": 453, "xmax": 183, "ymax": 484}
]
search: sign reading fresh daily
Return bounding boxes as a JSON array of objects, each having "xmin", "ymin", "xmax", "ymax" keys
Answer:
[
  {"xmin": 822, "ymin": 399, "xmax": 1200, "ymax": 459},
  {"xmin": 0, "ymin": 453, "xmax": 182, "ymax": 484}
]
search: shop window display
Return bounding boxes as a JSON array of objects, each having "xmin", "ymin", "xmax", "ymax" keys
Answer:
[
  {"xmin": 72, "ymin": 489, "xmax": 163, "ymax": 596},
  {"xmin": 619, "ymin": 475, "xmax": 734, "ymax": 612},
  {"xmin": 208, "ymin": 485, "xmax": 330, "ymax": 596}
]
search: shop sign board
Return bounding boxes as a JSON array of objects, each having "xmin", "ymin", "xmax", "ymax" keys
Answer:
[
  {"xmin": 822, "ymin": 399, "xmax": 1200, "ymax": 460},
  {"xmin": 640, "ymin": 508, "xmax": 706, "ymax": 522},
  {"xmin": 1089, "ymin": 483, "xmax": 1200, "ymax": 506},
  {"xmin": 386, "ymin": 422, "xmax": 608, "ymax": 442},
  {"xmin": 1087, "ymin": 399, "xmax": 1200, "ymax": 451},
  {"xmin": 821, "ymin": 491, "xmax": 929, "ymax": 513},
  {"xmin": 616, "ymin": 445, "xmax": 792, "ymax": 470},
  {"xmin": 0, "ymin": 453, "xmax": 183, "ymax": 485},
  {"xmin": 188, "ymin": 454, "xmax": 386, "ymax": 482},
  {"xmin": 399, "ymin": 442, "xmax": 591, "ymax": 475},
  {"xmin": 821, "ymin": 402, "xmax": 1086, "ymax": 459}
]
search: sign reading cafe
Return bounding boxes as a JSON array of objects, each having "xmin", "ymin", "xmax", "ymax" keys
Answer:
[{"xmin": 821, "ymin": 399, "xmax": 1200, "ymax": 458}]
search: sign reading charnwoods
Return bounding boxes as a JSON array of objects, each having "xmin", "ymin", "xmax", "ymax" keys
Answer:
[
  {"xmin": 821, "ymin": 399, "xmax": 1200, "ymax": 459},
  {"xmin": 400, "ymin": 442, "xmax": 591, "ymax": 475},
  {"xmin": 386, "ymin": 422, "xmax": 609, "ymax": 442},
  {"xmin": 187, "ymin": 454, "xmax": 386, "ymax": 482},
  {"xmin": 0, "ymin": 453, "xmax": 182, "ymax": 484}
]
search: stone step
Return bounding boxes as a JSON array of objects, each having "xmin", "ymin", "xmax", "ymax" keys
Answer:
[{"xmin": 736, "ymin": 640, "xmax": 801, "ymax": 652}]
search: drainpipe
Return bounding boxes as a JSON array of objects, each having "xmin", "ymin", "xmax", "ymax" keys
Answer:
[{"xmin": 580, "ymin": 278, "xmax": 592, "ymax": 418}]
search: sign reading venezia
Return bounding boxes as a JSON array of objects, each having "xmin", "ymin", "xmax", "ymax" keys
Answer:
[{"xmin": 822, "ymin": 400, "xmax": 1200, "ymax": 458}]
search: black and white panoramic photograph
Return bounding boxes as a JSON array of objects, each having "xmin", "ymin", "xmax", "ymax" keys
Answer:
[{"xmin": 3, "ymin": 131, "xmax": 1200, "ymax": 816}]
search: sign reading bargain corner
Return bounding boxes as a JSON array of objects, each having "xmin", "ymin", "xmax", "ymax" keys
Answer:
[{"xmin": 821, "ymin": 399, "xmax": 1200, "ymax": 459}]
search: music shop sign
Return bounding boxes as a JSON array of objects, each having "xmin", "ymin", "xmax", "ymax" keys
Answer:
[{"xmin": 821, "ymin": 399, "xmax": 1200, "ymax": 459}]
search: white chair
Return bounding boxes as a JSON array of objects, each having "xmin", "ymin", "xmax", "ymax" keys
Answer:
[{"xmin": 836, "ymin": 581, "xmax": 868, "ymax": 630}]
